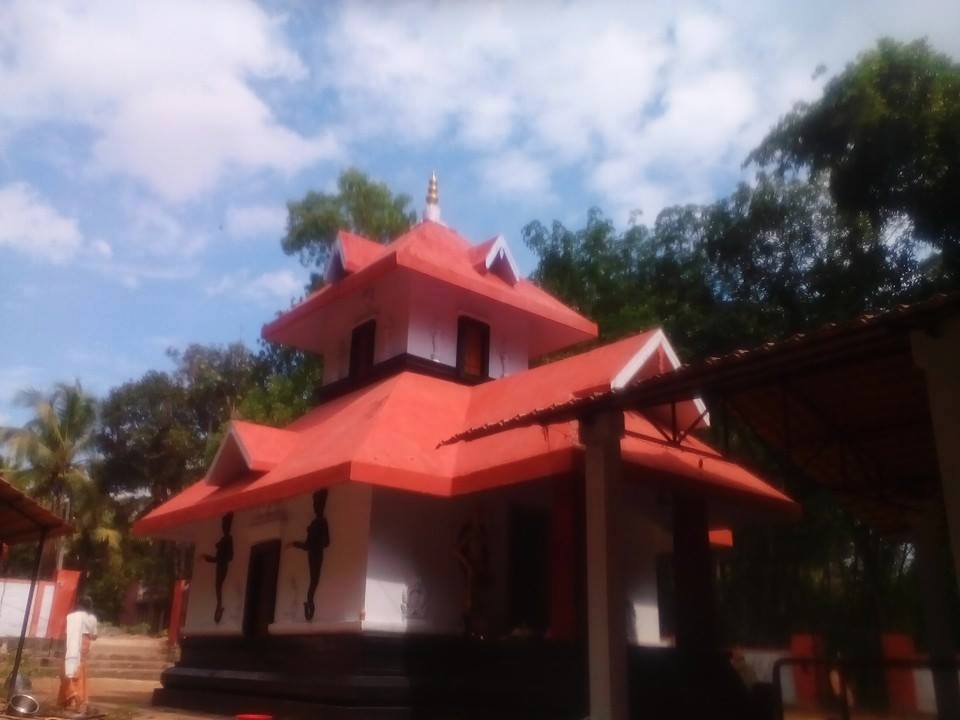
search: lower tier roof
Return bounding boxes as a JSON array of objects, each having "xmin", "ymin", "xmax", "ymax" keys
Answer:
[{"xmin": 134, "ymin": 331, "xmax": 797, "ymax": 537}]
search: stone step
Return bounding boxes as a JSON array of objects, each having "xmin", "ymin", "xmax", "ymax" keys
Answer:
[
  {"xmin": 88, "ymin": 667, "xmax": 169, "ymax": 680},
  {"xmin": 88, "ymin": 660, "xmax": 170, "ymax": 671},
  {"xmin": 90, "ymin": 651, "xmax": 172, "ymax": 661},
  {"xmin": 28, "ymin": 666, "xmax": 168, "ymax": 681},
  {"xmin": 40, "ymin": 647, "xmax": 173, "ymax": 661}
]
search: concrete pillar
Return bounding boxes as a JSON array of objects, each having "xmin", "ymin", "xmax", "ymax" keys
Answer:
[
  {"xmin": 913, "ymin": 515, "xmax": 960, "ymax": 720},
  {"xmin": 580, "ymin": 410, "xmax": 628, "ymax": 720},
  {"xmin": 912, "ymin": 315, "xmax": 960, "ymax": 590},
  {"xmin": 672, "ymin": 496, "xmax": 718, "ymax": 651}
]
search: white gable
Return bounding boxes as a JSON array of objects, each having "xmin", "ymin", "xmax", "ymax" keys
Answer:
[{"xmin": 483, "ymin": 235, "xmax": 520, "ymax": 285}]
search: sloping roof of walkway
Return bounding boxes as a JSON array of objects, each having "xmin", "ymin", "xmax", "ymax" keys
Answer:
[
  {"xmin": 448, "ymin": 293, "xmax": 960, "ymax": 533},
  {"xmin": 0, "ymin": 474, "xmax": 72, "ymax": 544}
]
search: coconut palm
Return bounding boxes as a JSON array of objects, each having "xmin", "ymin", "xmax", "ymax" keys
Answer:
[
  {"xmin": 2, "ymin": 382, "xmax": 97, "ymax": 509},
  {"xmin": 1, "ymin": 382, "xmax": 99, "ymax": 571}
]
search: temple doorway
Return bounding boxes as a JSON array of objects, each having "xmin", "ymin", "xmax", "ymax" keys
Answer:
[
  {"xmin": 507, "ymin": 506, "xmax": 550, "ymax": 634},
  {"xmin": 243, "ymin": 539, "xmax": 281, "ymax": 638}
]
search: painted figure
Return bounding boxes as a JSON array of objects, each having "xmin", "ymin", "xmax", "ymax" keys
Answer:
[
  {"xmin": 287, "ymin": 489, "xmax": 330, "ymax": 621},
  {"xmin": 58, "ymin": 595, "xmax": 98, "ymax": 712},
  {"xmin": 456, "ymin": 507, "xmax": 491, "ymax": 638},
  {"xmin": 202, "ymin": 512, "xmax": 234, "ymax": 623}
]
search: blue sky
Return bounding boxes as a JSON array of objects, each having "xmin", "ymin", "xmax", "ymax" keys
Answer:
[{"xmin": 1, "ymin": 0, "xmax": 959, "ymax": 426}]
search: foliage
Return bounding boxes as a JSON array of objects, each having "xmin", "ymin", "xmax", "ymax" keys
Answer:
[
  {"xmin": 525, "ymin": 193, "xmax": 939, "ymax": 650},
  {"xmin": 2, "ymin": 382, "xmax": 96, "ymax": 507},
  {"xmin": 282, "ymin": 168, "xmax": 417, "ymax": 288},
  {"xmin": 749, "ymin": 38, "xmax": 960, "ymax": 277},
  {"xmin": 524, "ymin": 38, "xmax": 960, "ymax": 654},
  {"xmin": 0, "ymin": 383, "xmax": 122, "ymax": 590},
  {"xmin": 239, "ymin": 343, "xmax": 323, "ymax": 427},
  {"xmin": 524, "ymin": 173, "xmax": 926, "ymax": 361}
]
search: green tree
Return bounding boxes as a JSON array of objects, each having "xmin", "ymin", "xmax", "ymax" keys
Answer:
[
  {"xmin": 2, "ymin": 382, "xmax": 96, "ymax": 510},
  {"xmin": 0, "ymin": 382, "xmax": 120, "ymax": 583},
  {"xmin": 749, "ymin": 38, "xmax": 960, "ymax": 277},
  {"xmin": 98, "ymin": 343, "xmax": 258, "ymax": 508},
  {"xmin": 239, "ymin": 342, "xmax": 323, "ymax": 427},
  {"xmin": 97, "ymin": 371, "xmax": 199, "ymax": 508},
  {"xmin": 283, "ymin": 168, "xmax": 417, "ymax": 287},
  {"xmin": 95, "ymin": 344, "xmax": 260, "ymax": 622}
]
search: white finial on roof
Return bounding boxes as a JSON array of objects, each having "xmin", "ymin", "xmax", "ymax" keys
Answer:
[{"xmin": 424, "ymin": 170, "xmax": 440, "ymax": 222}]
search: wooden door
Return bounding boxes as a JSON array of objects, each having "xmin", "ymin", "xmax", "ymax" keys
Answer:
[{"xmin": 243, "ymin": 539, "xmax": 281, "ymax": 638}]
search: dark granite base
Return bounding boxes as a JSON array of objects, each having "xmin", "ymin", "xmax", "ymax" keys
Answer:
[{"xmin": 155, "ymin": 633, "xmax": 764, "ymax": 720}]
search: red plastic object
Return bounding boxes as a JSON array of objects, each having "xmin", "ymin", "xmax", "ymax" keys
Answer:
[{"xmin": 236, "ymin": 715, "xmax": 272, "ymax": 720}]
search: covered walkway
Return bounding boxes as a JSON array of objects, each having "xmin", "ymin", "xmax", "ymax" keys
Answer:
[
  {"xmin": 449, "ymin": 292, "xmax": 960, "ymax": 719},
  {"xmin": 0, "ymin": 474, "xmax": 72, "ymax": 698}
]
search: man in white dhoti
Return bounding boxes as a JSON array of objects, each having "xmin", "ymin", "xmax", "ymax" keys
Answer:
[{"xmin": 58, "ymin": 596, "xmax": 98, "ymax": 712}]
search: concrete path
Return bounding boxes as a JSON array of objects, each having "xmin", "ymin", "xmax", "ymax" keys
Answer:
[{"xmin": 27, "ymin": 676, "xmax": 230, "ymax": 720}]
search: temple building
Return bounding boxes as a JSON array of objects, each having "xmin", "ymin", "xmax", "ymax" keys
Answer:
[{"xmin": 134, "ymin": 175, "xmax": 797, "ymax": 719}]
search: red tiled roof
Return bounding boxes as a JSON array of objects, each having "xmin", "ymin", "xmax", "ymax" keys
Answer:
[
  {"xmin": 444, "ymin": 292, "xmax": 960, "ymax": 446},
  {"xmin": 337, "ymin": 230, "xmax": 385, "ymax": 273},
  {"xmin": 133, "ymin": 332, "xmax": 796, "ymax": 535},
  {"xmin": 263, "ymin": 220, "xmax": 598, "ymax": 350},
  {"xmin": 230, "ymin": 420, "xmax": 297, "ymax": 471},
  {"xmin": 0, "ymin": 474, "xmax": 73, "ymax": 544}
]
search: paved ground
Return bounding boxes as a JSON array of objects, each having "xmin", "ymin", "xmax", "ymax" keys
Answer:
[{"xmin": 26, "ymin": 677, "xmax": 229, "ymax": 720}]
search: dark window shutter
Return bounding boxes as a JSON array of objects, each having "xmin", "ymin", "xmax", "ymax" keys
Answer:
[
  {"xmin": 349, "ymin": 320, "xmax": 376, "ymax": 378},
  {"xmin": 456, "ymin": 317, "xmax": 490, "ymax": 380}
]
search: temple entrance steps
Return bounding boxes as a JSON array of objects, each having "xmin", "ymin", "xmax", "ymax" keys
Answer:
[
  {"xmin": 21, "ymin": 634, "xmax": 173, "ymax": 682},
  {"xmin": 84, "ymin": 635, "xmax": 173, "ymax": 681}
]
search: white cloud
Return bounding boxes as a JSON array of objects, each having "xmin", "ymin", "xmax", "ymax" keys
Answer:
[
  {"xmin": 126, "ymin": 203, "xmax": 206, "ymax": 258},
  {"xmin": 0, "ymin": 365, "xmax": 38, "ymax": 410},
  {"xmin": 0, "ymin": 182, "xmax": 84, "ymax": 263},
  {"xmin": 207, "ymin": 269, "xmax": 303, "ymax": 304},
  {"xmin": 316, "ymin": 0, "xmax": 960, "ymax": 217},
  {"xmin": 225, "ymin": 204, "xmax": 288, "ymax": 240},
  {"xmin": 0, "ymin": 0, "xmax": 340, "ymax": 202},
  {"xmin": 91, "ymin": 239, "xmax": 113, "ymax": 259},
  {"xmin": 478, "ymin": 150, "xmax": 552, "ymax": 198}
]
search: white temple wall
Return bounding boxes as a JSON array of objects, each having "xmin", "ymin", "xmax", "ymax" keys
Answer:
[
  {"xmin": 183, "ymin": 483, "xmax": 372, "ymax": 637},
  {"xmin": 272, "ymin": 483, "xmax": 372, "ymax": 633},
  {"xmin": 363, "ymin": 478, "xmax": 669, "ymax": 640},
  {"xmin": 313, "ymin": 273, "xmax": 531, "ymax": 385},
  {"xmin": 620, "ymin": 484, "xmax": 673, "ymax": 646},
  {"xmin": 181, "ymin": 478, "xmax": 670, "ymax": 642},
  {"xmin": 405, "ymin": 280, "xmax": 530, "ymax": 378},
  {"xmin": 363, "ymin": 482, "xmax": 551, "ymax": 634},
  {"xmin": 319, "ymin": 275, "xmax": 411, "ymax": 385}
]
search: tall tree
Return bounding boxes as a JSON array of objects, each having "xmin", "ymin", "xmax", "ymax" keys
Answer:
[
  {"xmin": 97, "ymin": 343, "xmax": 257, "ymax": 507},
  {"xmin": 282, "ymin": 168, "xmax": 417, "ymax": 287},
  {"xmin": 2, "ymin": 382, "xmax": 102, "ymax": 573},
  {"xmin": 2, "ymin": 382, "xmax": 96, "ymax": 509},
  {"xmin": 749, "ymin": 38, "xmax": 960, "ymax": 277}
]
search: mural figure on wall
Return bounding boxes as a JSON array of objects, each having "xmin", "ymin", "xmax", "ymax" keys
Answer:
[
  {"xmin": 287, "ymin": 489, "xmax": 330, "ymax": 621},
  {"xmin": 202, "ymin": 512, "xmax": 234, "ymax": 623},
  {"xmin": 456, "ymin": 508, "xmax": 491, "ymax": 638}
]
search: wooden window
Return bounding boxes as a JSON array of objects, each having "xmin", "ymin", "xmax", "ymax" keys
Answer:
[
  {"xmin": 349, "ymin": 320, "xmax": 376, "ymax": 378},
  {"xmin": 456, "ymin": 316, "xmax": 490, "ymax": 380}
]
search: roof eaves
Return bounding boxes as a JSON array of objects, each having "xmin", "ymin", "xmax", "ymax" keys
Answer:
[{"xmin": 262, "ymin": 251, "xmax": 400, "ymax": 341}]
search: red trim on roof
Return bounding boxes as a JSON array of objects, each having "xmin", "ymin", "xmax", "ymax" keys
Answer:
[
  {"xmin": 337, "ymin": 231, "xmax": 385, "ymax": 273},
  {"xmin": 262, "ymin": 221, "xmax": 598, "ymax": 350},
  {"xmin": 230, "ymin": 420, "xmax": 297, "ymax": 471},
  {"xmin": 133, "ymin": 330, "xmax": 797, "ymax": 536}
]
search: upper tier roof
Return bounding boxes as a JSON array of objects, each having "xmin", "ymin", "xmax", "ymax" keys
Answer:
[
  {"xmin": 262, "ymin": 220, "xmax": 598, "ymax": 357},
  {"xmin": 133, "ymin": 330, "xmax": 797, "ymax": 537}
]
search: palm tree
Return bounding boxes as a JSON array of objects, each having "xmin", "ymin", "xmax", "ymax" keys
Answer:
[
  {"xmin": 2, "ymin": 382, "xmax": 98, "ymax": 569},
  {"xmin": 3, "ymin": 382, "xmax": 97, "ymax": 506}
]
